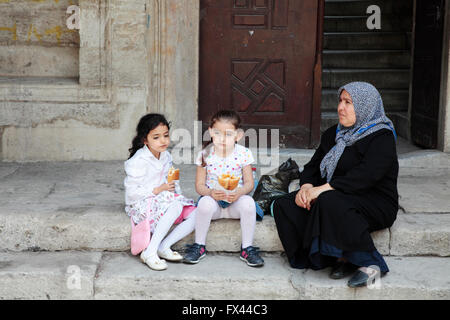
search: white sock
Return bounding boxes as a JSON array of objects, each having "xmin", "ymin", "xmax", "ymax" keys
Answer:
[
  {"xmin": 158, "ymin": 209, "xmax": 197, "ymax": 252},
  {"xmin": 228, "ymin": 195, "xmax": 256, "ymax": 249},
  {"xmin": 194, "ymin": 196, "xmax": 221, "ymax": 245},
  {"xmin": 142, "ymin": 201, "xmax": 183, "ymax": 260}
]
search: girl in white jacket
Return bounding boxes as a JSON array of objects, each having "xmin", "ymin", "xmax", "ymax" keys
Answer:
[{"xmin": 124, "ymin": 114, "xmax": 196, "ymax": 271}]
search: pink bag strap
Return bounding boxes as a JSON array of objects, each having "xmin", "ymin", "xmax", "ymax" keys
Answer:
[
  {"xmin": 158, "ymin": 162, "xmax": 167, "ymax": 185},
  {"xmin": 150, "ymin": 162, "xmax": 168, "ymax": 198}
]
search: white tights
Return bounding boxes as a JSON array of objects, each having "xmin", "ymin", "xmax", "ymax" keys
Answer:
[
  {"xmin": 195, "ymin": 195, "xmax": 256, "ymax": 248},
  {"xmin": 142, "ymin": 201, "xmax": 197, "ymax": 260}
]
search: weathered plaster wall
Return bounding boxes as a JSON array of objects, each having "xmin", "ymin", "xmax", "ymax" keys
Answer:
[
  {"xmin": 0, "ymin": 0, "xmax": 199, "ymax": 161},
  {"xmin": 0, "ymin": 0, "xmax": 80, "ymax": 78},
  {"xmin": 146, "ymin": 0, "xmax": 199, "ymax": 149}
]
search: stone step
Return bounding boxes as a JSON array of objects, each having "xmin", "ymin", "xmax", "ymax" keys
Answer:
[
  {"xmin": 391, "ymin": 213, "xmax": 450, "ymax": 257},
  {"xmin": 1, "ymin": 203, "xmax": 449, "ymax": 257},
  {"xmin": 172, "ymin": 217, "xmax": 392, "ymax": 256},
  {"xmin": 323, "ymin": 50, "xmax": 411, "ymax": 69},
  {"xmin": 324, "ymin": 15, "xmax": 412, "ymax": 33},
  {"xmin": 325, "ymin": 0, "xmax": 413, "ymax": 17},
  {"xmin": 321, "ymin": 88, "xmax": 409, "ymax": 112},
  {"xmin": 322, "ymin": 68, "xmax": 410, "ymax": 89},
  {"xmin": 324, "ymin": 32, "xmax": 412, "ymax": 50},
  {"xmin": 1, "ymin": 161, "xmax": 449, "ymax": 254},
  {"xmin": 1, "ymin": 251, "xmax": 449, "ymax": 299},
  {"xmin": 397, "ymin": 167, "xmax": 450, "ymax": 213}
]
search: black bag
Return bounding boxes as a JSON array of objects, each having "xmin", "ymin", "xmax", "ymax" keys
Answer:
[{"xmin": 252, "ymin": 158, "xmax": 300, "ymax": 215}]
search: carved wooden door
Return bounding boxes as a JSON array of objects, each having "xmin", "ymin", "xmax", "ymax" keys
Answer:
[
  {"xmin": 199, "ymin": 0, "xmax": 323, "ymax": 148},
  {"xmin": 411, "ymin": 0, "xmax": 445, "ymax": 148}
]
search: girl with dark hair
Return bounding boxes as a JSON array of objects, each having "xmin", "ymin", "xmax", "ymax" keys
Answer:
[
  {"xmin": 124, "ymin": 113, "xmax": 197, "ymax": 271},
  {"xmin": 183, "ymin": 110, "xmax": 264, "ymax": 267}
]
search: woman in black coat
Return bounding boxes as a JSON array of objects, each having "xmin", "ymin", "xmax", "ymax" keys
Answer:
[{"xmin": 273, "ymin": 82, "xmax": 399, "ymax": 288}]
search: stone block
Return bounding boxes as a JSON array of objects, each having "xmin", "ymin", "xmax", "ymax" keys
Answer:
[
  {"xmin": 390, "ymin": 214, "xmax": 450, "ymax": 256},
  {"xmin": 0, "ymin": 251, "xmax": 100, "ymax": 300},
  {"xmin": 94, "ymin": 252, "xmax": 299, "ymax": 300}
]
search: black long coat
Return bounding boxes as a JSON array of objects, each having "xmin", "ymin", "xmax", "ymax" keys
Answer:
[{"xmin": 273, "ymin": 124, "xmax": 399, "ymax": 269}]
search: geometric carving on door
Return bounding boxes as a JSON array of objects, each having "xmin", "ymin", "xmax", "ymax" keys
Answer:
[
  {"xmin": 231, "ymin": 59, "xmax": 286, "ymax": 114},
  {"xmin": 232, "ymin": 86, "xmax": 253, "ymax": 112},
  {"xmin": 259, "ymin": 92, "xmax": 284, "ymax": 112},
  {"xmin": 262, "ymin": 61, "xmax": 286, "ymax": 88},
  {"xmin": 231, "ymin": 60, "xmax": 260, "ymax": 83},
  {"xmin": 232, "ymin": 0, "xmax": 290, "ymax": 30}
]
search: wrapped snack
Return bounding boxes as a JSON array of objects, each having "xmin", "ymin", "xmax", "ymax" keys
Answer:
[
  {"xmin": 168, "ymin": 167, "xmax": 180, "ymax": 182},
  {"xmin": 218, "ymin": 174, "xmax": 240, "ymax": 191},
  {"xmin": 168, "ymin": 167, "xmax": 181, "ymax": 194}
]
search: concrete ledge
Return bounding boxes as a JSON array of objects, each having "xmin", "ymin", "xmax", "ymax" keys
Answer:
[
  {"xmin": 301, "ymin": 256, "xmax": 450, "ymax": 300},
  {"xmin": 95, "ymin": 253, "xmax": 299, "ymax": 300},
  {"xmin": 0, "ymin": 251, "xmax": 101, "ymax": 300},
  {"xmin": 390, "ymin": 214, "xmax": 450, "ymax": 256},
  {"xmin": 1, "ymin": 252, "xmax": 449, "ymax": 300},
  {"xmin": 398, "ymin": 150, "xmax": 450, "ymax": 168},
  {"xmin": 6, "ymin": 208, "xmax": 450, "ymax": 258},
  {"xmin": 0, "ymin": 161, "xmax": 448, "ymax": 256},
  {"xmin": 0, "ymin": 207, "xmax": 390, "ymax": 255},
  {"xmin": 398, "ymin": 169, "xmax": 450, "ymax": 213}
]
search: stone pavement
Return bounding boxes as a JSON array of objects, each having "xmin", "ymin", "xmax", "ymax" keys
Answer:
[
  {"xmin": 1, "ymin": 252, "xmax": 449, "ymax": 300},
  {"xmin": 0, "ymin": 145, "xmax": 449, "ymax": 299}
]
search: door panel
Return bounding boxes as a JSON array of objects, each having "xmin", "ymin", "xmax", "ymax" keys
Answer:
[
  {"xmin": 200, "ymin": 0, "xmax": 323, "ymax": 148},
  {"xmin": 411, "ymin": 0, "xmax": 446, "ymax": 148}
]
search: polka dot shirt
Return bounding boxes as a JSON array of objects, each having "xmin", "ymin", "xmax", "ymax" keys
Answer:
[{"xmin": 195, "ymin": 144, "xmax": 255, "ymax": 189}]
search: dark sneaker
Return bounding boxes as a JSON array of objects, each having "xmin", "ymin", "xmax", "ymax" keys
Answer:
[
  {"xmin": 183, "ymin": 243, "xmax": 207, "ymax": 264},
  {"xmin": 240, "ymin": 246, "xmax": 264, "ymax": 267}
]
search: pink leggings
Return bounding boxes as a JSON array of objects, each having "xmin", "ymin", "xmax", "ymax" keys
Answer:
[{"xmin": 195, "ymin": 195, "xmax": 256, "ymax": 248}]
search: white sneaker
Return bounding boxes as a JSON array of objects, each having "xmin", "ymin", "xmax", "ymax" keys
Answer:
[
  {"xmin": 157, "ymin": 248, "xmax": 183, "ymax": 262},
  {"xmin": 140, "ymin": 253, "xmax": 168, "ymax": 271}
]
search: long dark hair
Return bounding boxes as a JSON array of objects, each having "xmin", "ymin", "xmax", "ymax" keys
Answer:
[
  {"xmin": 128, "ymin": 113, "xmax": 171, "ymax": 159},
  {"xmin": 201, "ymin": 110, "xmax": 242, "ymax": 167}
]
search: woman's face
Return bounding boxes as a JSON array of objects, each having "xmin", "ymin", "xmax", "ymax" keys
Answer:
[
  {"xmin": 209, "ymin": 120, "xmax": 239, "ymax": 154},
  {"xmin": 144, "ymin": 123, "xmax": 170, "ymax": 156},
  {"xmin": 338, "ymin": 90, "xmax": 357, "ymax": 128}
]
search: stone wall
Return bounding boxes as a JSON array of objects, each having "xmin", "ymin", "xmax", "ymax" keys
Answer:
[
  {"xmin": 0, "ymin": 0, "xmax": 80, "ymax": 78},
  {"xmin": 0, "ymin": 0, "xmax": 448, "ymax": 161},
  {"xmin": 0, "ymin": 0, "xmax": 199, "ymax": 161}
]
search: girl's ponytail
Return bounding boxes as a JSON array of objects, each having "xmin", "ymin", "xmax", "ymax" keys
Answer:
[{"xmin": 128, "ymin": 136, "xmax": 145, "ymax": 160}]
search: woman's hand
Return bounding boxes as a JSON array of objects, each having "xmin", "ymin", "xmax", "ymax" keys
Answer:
[
  {"xmin": 303, "ymin": 183, "xmax": 335, "ymax": 211},
  {"xmin": 210, "ymin": 189, "xmax": 227, "ymax": 202},
  {"xmin": 295, "ymin": 184, "xmax": 314, "ymax": 208}
]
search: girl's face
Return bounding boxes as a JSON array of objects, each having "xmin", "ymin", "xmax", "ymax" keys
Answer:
[
  {"xmin": 209, "ymin": 120, "xmax": 242, "ymax": 154},
  {"xmin": 338, "ymin": 90, "xmax": 357, "ymax": 128},
  {"xmin": 144, "ymin": 123, "xmax": 170, "ymax": 156}
]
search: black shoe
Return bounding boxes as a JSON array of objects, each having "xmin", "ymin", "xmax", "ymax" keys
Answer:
[
  {"xmin": 329, "ymin": 261, "xmax": 358, "ymax": 280},
  {"xmin": 183, "ymin": 243, "xmax": 206, "ymax": 264},
  {"xmin": 347, "ymin": 269, "xmax": 388, "ymax": 288},
  {"xmin": 240, "ymin": 246, "xmax": 264, "ymax": 267}
]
